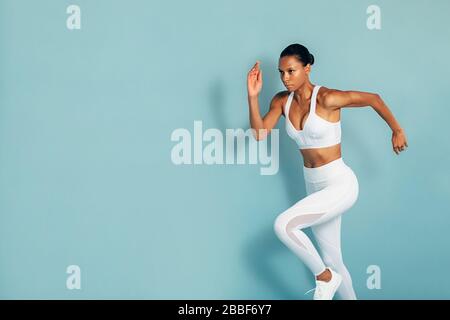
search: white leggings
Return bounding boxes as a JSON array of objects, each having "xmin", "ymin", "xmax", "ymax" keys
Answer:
[{"xmin": 273, "ymin": 157, "xmax": 359, "ymax": 300}]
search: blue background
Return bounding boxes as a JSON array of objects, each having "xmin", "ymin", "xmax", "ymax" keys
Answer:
[{"xmin": 1, "ymin": 0, "xmax": 449, "ymax": 299}]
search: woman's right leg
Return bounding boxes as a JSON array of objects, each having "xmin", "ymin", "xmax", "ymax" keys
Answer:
[{"xmin": 311, "ymin": 216, "xmax": 357, "ymax": 300}]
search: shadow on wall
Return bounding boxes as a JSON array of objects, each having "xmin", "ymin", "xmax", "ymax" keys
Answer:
[{"xmin": 207, "ymin": 56, "xmax": 314, "ymax": 298}]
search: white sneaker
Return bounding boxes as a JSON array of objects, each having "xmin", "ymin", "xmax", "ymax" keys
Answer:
[{"xmin": 312, "ymin": 268, "xmax": 342, "ymax": 300}]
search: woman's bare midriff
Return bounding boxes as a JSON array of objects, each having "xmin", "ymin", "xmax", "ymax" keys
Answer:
[{"xmin": 300, "ymin": 143, "xmax": 342, "ymax": 168}]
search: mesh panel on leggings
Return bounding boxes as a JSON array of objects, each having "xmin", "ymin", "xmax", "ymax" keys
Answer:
[{"xmin": 285, "ymin": 213, "xmax": 326, "ymax": 250}]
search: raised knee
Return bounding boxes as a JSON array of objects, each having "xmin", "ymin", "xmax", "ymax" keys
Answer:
[{"xmin": 273, "ymin": 214, "xmax": 287, "ymax": 239}]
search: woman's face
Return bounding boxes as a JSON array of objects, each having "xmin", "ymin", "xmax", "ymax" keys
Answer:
[{"xmin": 278, "ymin": 55, "xmax": 310, "ymax": 91}]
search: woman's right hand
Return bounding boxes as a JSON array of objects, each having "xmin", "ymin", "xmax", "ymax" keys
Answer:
[{"xmin": 247, "ymin": 61, "xmax": 263, "ymax": 97}]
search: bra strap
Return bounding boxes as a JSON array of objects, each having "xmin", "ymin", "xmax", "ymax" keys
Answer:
[
  {"xmin": 284, "ymin": 91, "xmax": 294, "ymax": 115},
  {"xmin": 310, "ymin": 85, "xmax": 321, "ymax": 112}
]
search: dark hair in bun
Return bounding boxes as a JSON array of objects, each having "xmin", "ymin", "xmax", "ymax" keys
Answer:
[{"xmin": 280, "ymin": 43, "xmax": 315, "ymax": 66}]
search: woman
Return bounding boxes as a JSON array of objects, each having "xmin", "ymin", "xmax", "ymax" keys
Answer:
[{"xmin": 247, "ymin": 43, "xmax": 408, "ymax": 300}]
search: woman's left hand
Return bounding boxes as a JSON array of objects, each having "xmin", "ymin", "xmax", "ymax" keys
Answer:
[{"xmin": 392, "ymin": 128, "xmax": 408, "ymax": 155}]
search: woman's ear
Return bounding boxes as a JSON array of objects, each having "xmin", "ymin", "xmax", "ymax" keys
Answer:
[{"xmin": 304, "ymin": 64, "xmax": 311, "ymax": 75}]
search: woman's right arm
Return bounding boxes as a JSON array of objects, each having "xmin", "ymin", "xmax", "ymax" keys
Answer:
[{"xmin": 247, "ymin": 61, "xmax": 284, "ymax": 141}]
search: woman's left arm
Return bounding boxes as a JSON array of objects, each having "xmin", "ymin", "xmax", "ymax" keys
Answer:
[{"xmin": 323, "ymin": 89, "xmax": 408, "ymax": 155}]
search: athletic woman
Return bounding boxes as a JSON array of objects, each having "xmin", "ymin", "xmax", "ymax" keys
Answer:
[{"xmin": 247, "ymin": 43, "xmax": 408, "ymax": 300}]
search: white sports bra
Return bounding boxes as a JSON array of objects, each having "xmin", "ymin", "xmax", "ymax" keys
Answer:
[{"xmin": 284, "ymin": 85, "xmax": 341, "ymax": 149}]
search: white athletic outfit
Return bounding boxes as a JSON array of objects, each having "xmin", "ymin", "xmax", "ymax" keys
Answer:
[{"xmin": 273, "ymin": 85, "xmax": 359, "ymax": 300}]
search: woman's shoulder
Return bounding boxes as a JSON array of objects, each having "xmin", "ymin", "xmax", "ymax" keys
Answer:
[
  {"xmin": 316, "ymin": 85, "xmax": 347, "ymax": 112},
  {"xmin": 274, "ymin": 90, "xmax": 290, "ymax": 99},
  {"xmin": 273, "ymin": 90, "xmax": 292, "ymax": 106},
  {"xmin": 317, "ymin": 85, "xmax": 333, "ymax": 96},
  {"xmin": 317, "ymin": 85, "xmax": 339, "ymax": 105},
  {"xmin": 272, "ymin": 90, "xmax": 290, "ymax": 116}
]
